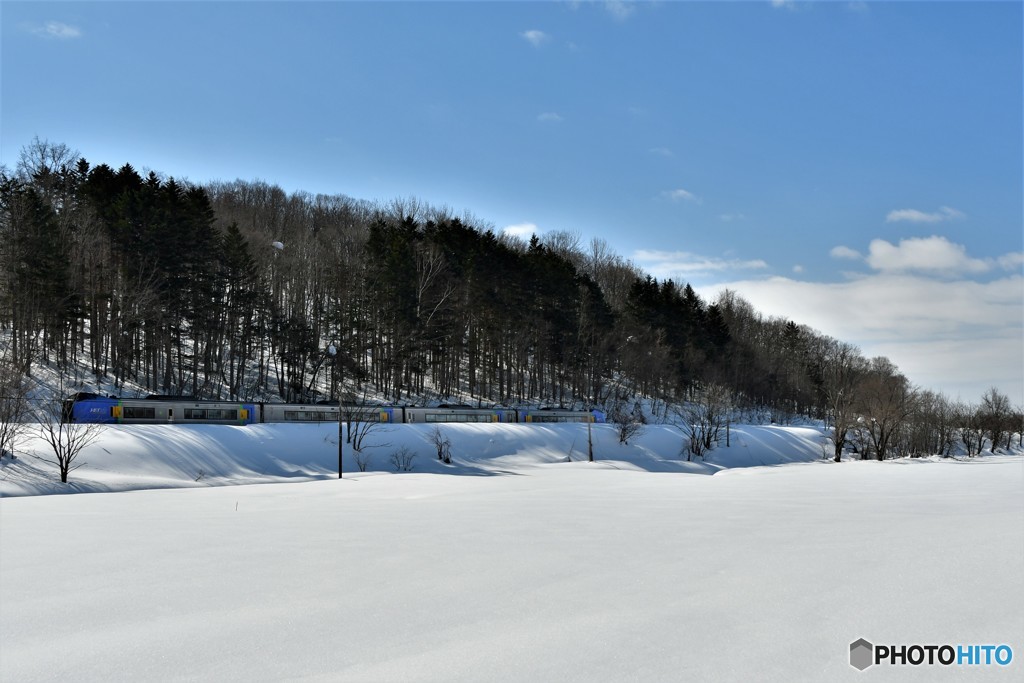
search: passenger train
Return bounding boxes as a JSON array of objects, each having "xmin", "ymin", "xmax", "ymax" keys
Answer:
[{"xmin": 64, "ymin": 394, "xmax": 605, "ymax": 426}]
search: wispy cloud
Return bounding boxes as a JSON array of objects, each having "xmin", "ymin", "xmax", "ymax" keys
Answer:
[
  {"xmin": 718, "ymin": 213, "xmax": 745, "ymax": 223},
  {"xmin": 26, "ymin": 21, "xmax": 82, "ymax": 39},
  {"xmin": 770, "ymin": 0, "xmax": 798, "ymax": 11},
  {"xmin": 998, "ymin": 252, "xmax": 1024, "ymax": 272},
  {"xmin": 604, "ymin": 1, "xmax": 637, "ymax": 21},
  {"xmin": 520, "ymin": 29, "xmax": 550, "ymax": 48},
  {"xmin": 885, "ymin": 206, "xmax": 965, "ymax": 223},
  {"xmin": 634, "ymin": 249, "xmax": 768, "ymax": 278},
  {"xmin": 661, "ymin": 188, "xmax": 701, "ymax": 203},
  {"xmin": 537, "ymin": 112, "xmax": 563, "ymax": 123},
  {"xmin": 649, "ymin": 147, "xmax": 673, "ymax": 158}
]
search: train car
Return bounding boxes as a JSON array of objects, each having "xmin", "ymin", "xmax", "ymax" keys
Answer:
[
  {"xmin": 261, "ymin": 403, "xmax": 339, "ymax": 423},
  {"xmin": 398, "ymin": 405, "xmax": 518, "ymax": 424},
  {"xmin": 67, "ymin": 395, "xmax": 257, "ymax": 425},
  {"xmin": 517, "ymin": 407, "xmax": 606, "ymax": 423},
  {"xmin": 261, "ymin": 403, "xmax": 394, "ymax": 423}
]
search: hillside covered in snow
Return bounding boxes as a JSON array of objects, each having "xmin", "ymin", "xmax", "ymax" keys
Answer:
[{"xmin": 1, "ymin": 420, "xmax": 836, "ymax": 497}]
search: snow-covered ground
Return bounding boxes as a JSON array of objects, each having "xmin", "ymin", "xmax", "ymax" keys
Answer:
[
  {"xmin": 0, "ymin": 421, "xmax": 835, "ymax": 496},
  {"xmin": 1, "ymin": 424, "xmax": 1021, "ymax": 681}
]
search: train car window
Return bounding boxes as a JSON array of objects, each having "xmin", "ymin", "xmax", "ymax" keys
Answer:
[
  {"xmin": 183, "ymin": 408, "xmax": 238, "ymax": 420},
  {"xmin": 530, "ymin": 414, "xmax": 580, "ymax": 423},
  {"xmin": 424, "ymin": 413, "xmax": 495, "ymax": 423},
  {"xmin": 284, "ymin": 410, "xmax": 323, "ymax": 421},
  {"xmin": 124, "ymin": 407, "xmax": 156, "ymax": 419}
]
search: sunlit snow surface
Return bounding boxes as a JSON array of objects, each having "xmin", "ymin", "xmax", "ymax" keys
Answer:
[{"xmin": 1, "ymin": 425, "xmax": 1021, "ymax": 681}]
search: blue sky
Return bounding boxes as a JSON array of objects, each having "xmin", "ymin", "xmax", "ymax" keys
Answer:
[{"xmin": 2, "ymin": 1, "xmax": 1022, "ymax": 403}]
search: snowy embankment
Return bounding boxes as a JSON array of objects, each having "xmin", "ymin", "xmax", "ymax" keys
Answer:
[
  {"xmin": 0, "ymin": 421, "xmax": 831, "ymax": 497},
  {"xmin": 1, "ymin": 453, "xmax": 1021, "ymax": 682}
]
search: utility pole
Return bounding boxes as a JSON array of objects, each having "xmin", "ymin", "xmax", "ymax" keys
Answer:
[
  {"xmin": 588, "ymin": 419, "xmax": 594, "ymax": 462},
  {"xmin": 327, "ymin": 343, "xmax": 342, "ymax": 478}
]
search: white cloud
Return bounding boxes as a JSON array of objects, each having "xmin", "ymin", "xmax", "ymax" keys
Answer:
[
  {"xmin": 695, "ymin": 273, "xmax": 1023, "ymax": 404},
  {"xmin": 998, "ymin": 252, "xmax": 1024, "ymax": 272},
  {"xmin": 537, "ymin": 112, "xmax": 563, "ymax": 123},
  {"xmin": 771, "ymin": 1, "xmax": 797, "ymax": 10},
  {"xmin": 27, "ymin": 21, "xmax": 82, "ymax": 39},
  {"xmin": 634, "ymin": 250, "xmax": 768, "ymax": 278},
  {"xmin": 649, "ymin": 147, "xmax": 674, "ymax": 158},
  {"xmin": 503, "ymin": 223, "xmax": 540, "ymax": 239},
  {"xmin": 718, "ymin": 213, "xmax": 745, "ymax": 223},
  {"xmin": 520, "ymin": 30, "xmax": 550, "ymax": 48},
  {"xmin": 865, "ymin": 236, "xmax": 991, "ymax": 274},
  {"xmin": 885, "ymin": 206, "xmax": 965, "ymax": 223},
  {"xmin": 662, "ymin": 188, "xmax": 700, "ymax": 203},
  {"xmin": 831, "ymin": 236, "xmax": 1019, "ymax": 277},
  {"xmin": 792, "ymin": 265, "xmax": 804, "ymax": 274},
  {"xmin": 830, "ymin": 245, "xmax": 862, "ymax": 260}
]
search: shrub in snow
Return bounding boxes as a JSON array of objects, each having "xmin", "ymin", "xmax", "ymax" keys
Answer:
[{"xmin": 389, "ymin": 446, "xmax": 416, "ymax": 472}]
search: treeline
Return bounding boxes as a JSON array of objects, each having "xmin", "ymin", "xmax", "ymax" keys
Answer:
[{"xmin": 1, "ymin": 139, "xmax": 1020, "ymax": 458}]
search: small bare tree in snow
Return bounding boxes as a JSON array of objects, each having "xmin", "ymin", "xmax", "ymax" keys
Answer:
[
  {"xmin": 609, "ymin": 399, "xmax": 646, "ymax": 445},
  {"xmin": 36, "ymin": 382, "xmax": 102, "ymax": 483},
  {"xmin": 0, "ymin": 353, "xmax": 31, "ymax": 459},
  {"xmin": 389, "ymin": 446, "xmax": 416, "ymax": 472},
  {"xmin": 342, "ymin": 395, "xmax": 391, "ymax": 453},
  {"xmin": 429, "ymin": 426, "xmax": 453, "ymax": 464},
  {"xmin": 354, "ymin": 450, "xmax": 372, "ymax": 472},
  {"xmin": 674, "ymin": 383, "xmax": 733, "ymax": 461}
]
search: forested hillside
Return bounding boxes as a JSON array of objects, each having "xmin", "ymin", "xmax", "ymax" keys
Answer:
[{"xmin": 1, "ymin": 139, "xmax": 1020, "ymax": 459}]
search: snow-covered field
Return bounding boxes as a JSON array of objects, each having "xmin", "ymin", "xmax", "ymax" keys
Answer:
[{"xmin": 1, "ymin": 424, "xmax": 1021, "ymax": 681}]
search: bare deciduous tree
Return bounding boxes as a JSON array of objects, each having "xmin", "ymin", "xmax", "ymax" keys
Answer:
[
  {"xmin": 979, "ymin": 387, "xmax": 1013, "ymax": 453},
  {"xmin": 35, "ymin": 382, "xmax": 102, "ymax": 483},
  {"xmin": 343, "ymin": 396, "xmax": 391, "ymax": 453},
  {"xmin": 675, "ymin": 383, "xmax": 733, "ymax": 461},
  {"xmin": 822, "ymin": 340, "xmax": 864, "ymax": 462},
  {"xmin": 857, "ymin": 357, "xmax": 919, "ymax": 460},
  {"xmin": 354, "ymin": 449, "xmax": 372, "ymax": 472},
  {"xmin": 610, "ymin": 399, "xmax": 646, "ymax": 445},
  {"xmin": 0, "ymin": 352, "xmax": 31, "ymax": 458},
  {"xmin": 429, "ymin": 426, "xmax": 452, "ymax": 464},
  {"xmin": 389, "ymin": 446, "xmax": 416, "ymax": 472},
  {"xmin": 954, "ymin": 401, "xmax": 985, "ymax": 457}
]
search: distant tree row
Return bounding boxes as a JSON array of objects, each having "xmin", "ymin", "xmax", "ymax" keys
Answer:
[{"xmin": 1, "ymin": 138, "xmax": 1020, "ymax": 460}]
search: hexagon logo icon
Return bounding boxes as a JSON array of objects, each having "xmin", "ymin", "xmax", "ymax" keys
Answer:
[{"xmin": 850, "ymin": 638, "xmax": 874, "ymax": 671}]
